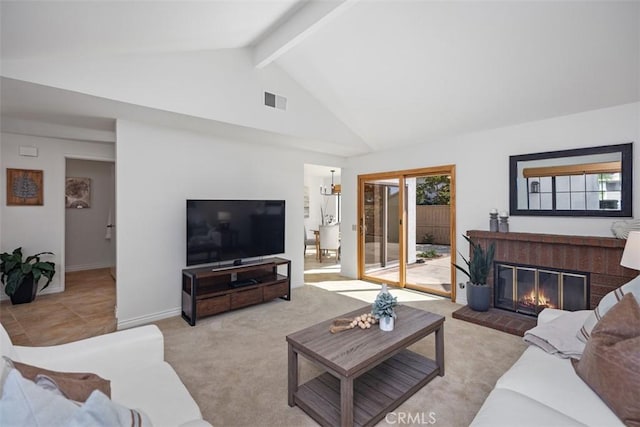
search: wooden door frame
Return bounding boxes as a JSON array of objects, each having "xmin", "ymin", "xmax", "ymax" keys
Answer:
[{"xmin": 357, "ymin": 165, "xmax": 457, "ymax": 302}]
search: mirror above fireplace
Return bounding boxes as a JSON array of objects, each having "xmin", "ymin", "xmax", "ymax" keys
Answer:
[{"xmin": 509, "ymin": 143, "xmax": 633, "ymax": 217}]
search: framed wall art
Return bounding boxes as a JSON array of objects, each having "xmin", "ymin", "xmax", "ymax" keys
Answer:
[
  {"xmin": 65, "ymin": 177, "xmax": 91, "ymax": 208},
  {"xmin": 304, "ymin": 186, "xmax": 310, "ymax": 218},
  {"xmin": 6, "ymin": 168, "xmax": 43, "ymax": 206}
]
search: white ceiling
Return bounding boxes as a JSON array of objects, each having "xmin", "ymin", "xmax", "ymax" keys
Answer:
[
  {"xmin": 1, "ymin": 1, "xmax": 638, "ymax": 156},
  {"xmin": 277, "ymin": 1, "xmax": 640, "ymax": 149},
  {"xmin": 0, "ymin": 1, "xmax": 300, "ymax": 59}
]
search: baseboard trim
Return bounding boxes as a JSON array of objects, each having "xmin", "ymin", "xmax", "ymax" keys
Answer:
[
  {"xmin": 66, "ymin": 262, "xmax": 114, "ymax": 272},
  {"xmin": 117, "ymin": 307, "xmax": 181, "ymax": 330}
]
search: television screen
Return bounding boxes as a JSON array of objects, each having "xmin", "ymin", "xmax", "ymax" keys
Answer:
[{"xmin": 186, "ymin": 200, "xmax": 285, "ymax": 266}]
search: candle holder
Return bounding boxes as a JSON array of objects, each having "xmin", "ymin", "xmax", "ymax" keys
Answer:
[
  {"xmin": 499, "ymin": 212, "xmax": 509, "ymax": 233},
  {"xmin": 489, "ymin": 212, "xmax": 498, "ymax": 232}
]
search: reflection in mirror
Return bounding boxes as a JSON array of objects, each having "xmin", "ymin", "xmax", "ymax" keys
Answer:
[
  {"xmin": 518, "ymin": 153, "xmax": 621, "ymax": 211},
  {"xmin": 510, "ymin": 143, "xmax": 633, "ymax": 217}
]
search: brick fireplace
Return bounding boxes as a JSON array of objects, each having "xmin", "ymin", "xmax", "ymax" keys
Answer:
[{"xmin": 452, "ymin": 230, "xmax": 638, "ymax": 335}]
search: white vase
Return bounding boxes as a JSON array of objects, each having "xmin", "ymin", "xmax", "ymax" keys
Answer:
[{"xmin": 379, "ymin": 316, "xmax": 394, "ymax": 331}]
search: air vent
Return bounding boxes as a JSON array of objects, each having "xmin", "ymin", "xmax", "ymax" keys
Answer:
[
  {"xmin": 19, "ymin": 146, "xmax": 38, "ymax": 157},
  {"xmin": 264, "ymin": 91, "xmax": 287, "ymax": 110}
]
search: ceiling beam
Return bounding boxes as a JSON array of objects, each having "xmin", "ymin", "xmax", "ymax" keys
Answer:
[{"xmin": 253, "ymin": 0, "xmax": 356, "ymax": 69}]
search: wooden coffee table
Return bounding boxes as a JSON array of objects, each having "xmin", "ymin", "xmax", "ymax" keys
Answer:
[{"xmin": 287, "ymin": 305, "xmax": 445, "ymax": 427}]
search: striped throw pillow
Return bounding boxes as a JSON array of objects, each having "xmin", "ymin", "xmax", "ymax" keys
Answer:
[{"xmin": 577, "ymin": 275, "xmax": 640, "ymax": 343}]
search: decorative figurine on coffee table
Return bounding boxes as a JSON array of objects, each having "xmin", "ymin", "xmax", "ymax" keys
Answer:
[{"xmin": 372, "ymin": 284, "xmax": 398, "ymax": 331}]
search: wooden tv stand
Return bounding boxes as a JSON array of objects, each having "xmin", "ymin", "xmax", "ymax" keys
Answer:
[{"xmin": 181, "ymin": 257, "xmax": 291, "ymax": 326}]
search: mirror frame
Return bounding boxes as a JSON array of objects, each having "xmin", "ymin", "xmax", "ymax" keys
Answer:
[{"xmin": 509, "ymin": 143, "xmax": 633, "ymax": 217}]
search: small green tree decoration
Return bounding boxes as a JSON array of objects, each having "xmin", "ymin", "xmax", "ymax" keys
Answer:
[{"xmin": 371, "ymin": 285, "xmax": 398, "ymax": 319}]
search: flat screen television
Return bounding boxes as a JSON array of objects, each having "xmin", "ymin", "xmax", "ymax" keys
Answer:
[{"xmin": 186, "ymin": 199, "xmax": 285, "ymax": 266}]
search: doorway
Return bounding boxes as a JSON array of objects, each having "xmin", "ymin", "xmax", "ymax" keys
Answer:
[
  {"xmin": 303, "ymin": 164, "xmax": 341, "ymax": 278},
  {"xmin": 64, "ymin": 158, "xmax": 116, "ymax": 275},
  {"xmin": 358, "ymin": 165, "xmax": 456, "ymax": 301}
]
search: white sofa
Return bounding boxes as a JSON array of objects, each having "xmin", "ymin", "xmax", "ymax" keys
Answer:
[
  {"xmin": 470, "ymin": 308, "xmax": 623, "ymax": 427},
  {"xmin": 0, "ymin": 323, "xmax": 211, "ymax": 427}
]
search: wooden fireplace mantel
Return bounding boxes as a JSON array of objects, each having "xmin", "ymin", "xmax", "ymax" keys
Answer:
[
  {"xmin": 468, "ymin": 230, "xmax": 626, "ymax": 249},
  {"xmin": 466, "ymin": 230, "xmax": 636, "ymax": 309}
]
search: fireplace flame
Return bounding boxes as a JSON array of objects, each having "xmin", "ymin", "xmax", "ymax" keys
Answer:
[{"xmin": 520, "ymin": 289, "xmax": 556, "ymax": 309}]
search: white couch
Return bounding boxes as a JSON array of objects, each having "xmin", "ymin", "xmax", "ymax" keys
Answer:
[
  {"xmin": 0, "ymin": 323, "xmax": 211, "ymax": 427},
  {"xmin": 470, "ymin": 308, "xmax": 623, "ymax": 427}
]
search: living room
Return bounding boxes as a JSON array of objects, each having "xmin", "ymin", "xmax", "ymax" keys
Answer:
[{"xmin": 1, "ymin": 1, "xmax": 639, "ymax": 426}]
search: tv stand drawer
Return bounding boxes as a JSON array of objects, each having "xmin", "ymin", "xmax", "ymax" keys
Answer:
[
  {"xmin": 198, "ymin": 295, "xmax": 230, "ymax": 317},
  {"xmin": 231, "ymin": 287, "xmax": 262, "ymax": 309},
  {"xmin": 263, "ymin": 280, "xmax": 289, "ymax": 301}
]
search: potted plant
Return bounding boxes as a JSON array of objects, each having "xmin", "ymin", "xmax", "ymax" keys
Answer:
[
  {"xmin": 372, "ymin": 284, "xmax": 398, "ymax": 331},
  {"xmin": 453, "ymin": 235, "xmax": 495, "ymax": 312},
  {"xmin": 1, "ymin": 247, "xmax": 56, "ymax": 305}
]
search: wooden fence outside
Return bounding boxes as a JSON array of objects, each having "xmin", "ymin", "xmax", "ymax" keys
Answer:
[{"xmin": 415, "ymin": 205, "xmax": 450, "ymax": 245}]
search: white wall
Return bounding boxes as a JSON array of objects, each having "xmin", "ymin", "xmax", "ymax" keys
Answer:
[
  {"xmin": 341, "ymin": 102, "xmax": 639, "ymax": 303},
  {"xmin": 2, "ymin": 49, "xmax": 366, "ymax": 154},
  {"xmin": 65, "ymin": 159, "xmax": 115, "ymax": 271},
  {"xmin": 115, "ymin": 119, "xmax": 343, "ymax": 328},
  {"xmin": 0, "ymin": 132, "xmax": 115, "ymax": 296}
]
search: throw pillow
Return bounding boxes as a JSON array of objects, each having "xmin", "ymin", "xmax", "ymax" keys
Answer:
[
  {"xmin": 0, "ymin": 369, "xmax": 79, "ymax": 426},
  {"xmin": 7, "ymin": 358, "xmax": 110, "ymax": 402},
  {"xmin": 572, "ymin": 293, "xmax": 640, "ymax": 426},
  {"xmin": 68, "ymin": 390, "xmax": 151, "ymax": 427},
  {"xmin": 0, "ymin": 369, "xmax": 150, "ymax": 427},
  {"xmin": 0, "ymin": 356, "xmax": 12, "ymax": 400},
  {"xmin": 577, "ymin": 274, "xmax": 640, "ymax": 343}
]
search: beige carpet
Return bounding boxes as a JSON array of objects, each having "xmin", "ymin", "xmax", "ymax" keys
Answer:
[{"xmin": 155, "ymin": 282, "xmax": 526, "ymax": 427}]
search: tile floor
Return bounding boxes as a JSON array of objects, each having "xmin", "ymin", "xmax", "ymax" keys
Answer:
[{"xmin": 0, "ymin": 268, "xmax": 116, "ymax": 346}]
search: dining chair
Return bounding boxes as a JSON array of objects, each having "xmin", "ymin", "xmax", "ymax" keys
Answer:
[
  {"xmin": 319, "ymin": 224, "xmax": 340, "ymax": 263},
  {"xmin": 304, "ymin": 226, "xmax": 317, "ymax": 256}
]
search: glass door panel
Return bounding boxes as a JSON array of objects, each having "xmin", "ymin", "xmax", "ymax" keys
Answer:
[
  {"xmin": 362, "ymin": 178, "xmax": 400, "ymax": 285},
  {"xmin": 404, "ymin": 174, "xmax": 452, "ymax": 297}
]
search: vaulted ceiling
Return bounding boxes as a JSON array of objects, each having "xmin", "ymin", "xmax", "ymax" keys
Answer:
[{"xmin": 1, "ymin": 1, "xmax": 638, "ymax": 156}]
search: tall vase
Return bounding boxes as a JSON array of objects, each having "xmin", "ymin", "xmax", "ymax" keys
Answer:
[{"xmin": 379, "ymin": 316, "xmax": 394, "ymax": 331}]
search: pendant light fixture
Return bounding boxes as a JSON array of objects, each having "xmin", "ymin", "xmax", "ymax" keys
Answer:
[{"xmin": 320, "ymin": 170, "xmax": 340, "ymax": 195}]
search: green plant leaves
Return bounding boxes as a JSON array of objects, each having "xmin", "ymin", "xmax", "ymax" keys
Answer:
[
  {"xmin": 5, "ymin": 269, "xmax": 25, "ymax": 296},
  {"xmin": 372, "ymin": 290, "xmax": 398, "ymax": 319},
  {"xmin": 21, "ymin": 263, "xmax": 33, "ymax": 274},
  {"xmin": 0, "ymin": 248, "xmax": 55, "ymax": 297},
  {"xmin": 453, "ymin": 234, "xmax": 495, "ymax": 285}
]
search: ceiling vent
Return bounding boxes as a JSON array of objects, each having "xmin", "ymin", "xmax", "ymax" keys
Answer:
[{"xmin": 264, "ymin": 92, "xmax": 287, "ymax": 111}]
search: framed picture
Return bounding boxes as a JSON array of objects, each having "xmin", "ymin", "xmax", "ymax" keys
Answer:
[
  {"xmin": 6, "ymin": 168, "xmax": 43, "ymax": 206},
  {"xmin": 65, "ymin": 177, "xmax": 91, "ymax": 208},
  {"xmin": 304, "ymin": 186, "xmax": 310, "ymax": 218}
]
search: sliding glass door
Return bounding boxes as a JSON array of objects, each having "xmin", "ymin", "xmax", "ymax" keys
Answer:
[
  {"xmin": 358, "ymin": 166, "xmax": 456, "ymax": 301},
  {"xmin": 404, "ymin": 173, "xmax": 453, "ymax": 297},
  {"xmin": 361, "ymin": 177, "xmax": 402, "ymax": 286}
]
